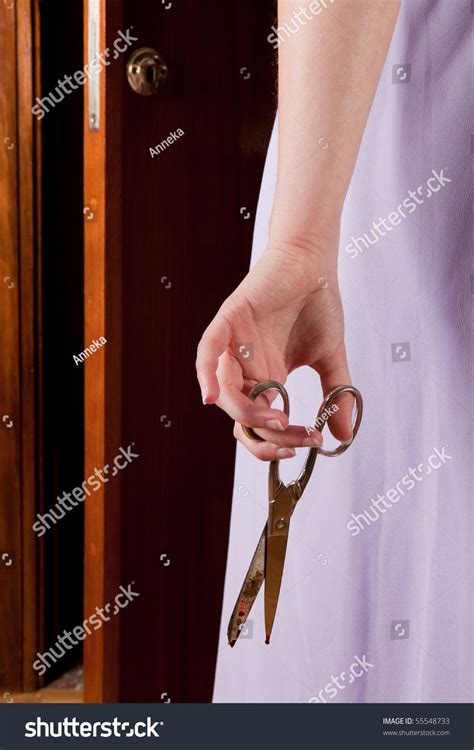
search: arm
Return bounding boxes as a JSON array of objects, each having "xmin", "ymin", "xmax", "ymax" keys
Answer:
[
  {"xmin": 196, "ymin": 0, "xmax": 401, "ymax": 460},
  {"xmin": 271, "ymin": 0, "xmax": 401, "ymax": 242}
]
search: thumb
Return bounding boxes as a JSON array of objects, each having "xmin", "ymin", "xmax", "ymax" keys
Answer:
[{"xmin": 312, "ymin": 346, "xmax": 354, "ymax": 442}]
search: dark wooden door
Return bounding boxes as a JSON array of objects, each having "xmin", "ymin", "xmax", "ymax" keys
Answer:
[{"xmin": 84, "ymin": 0, "xmax": 276, "ymax": 702}]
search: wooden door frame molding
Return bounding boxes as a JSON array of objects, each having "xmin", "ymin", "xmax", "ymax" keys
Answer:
[
  {"xmin": 0, "ymin": 0, "xmax": 42, "ymax": 693},
  {"xmin": 18, "ymin": 0, "xmax": 43, "ymax": 693},
  {"xmin": 83, "ymin": 0, "xmax": 123, "ymax": 703}
]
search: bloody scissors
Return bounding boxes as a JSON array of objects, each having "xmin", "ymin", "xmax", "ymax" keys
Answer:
[{"xmin": 227, "ymin": 380, "xmax": 363, "ymax": 647}]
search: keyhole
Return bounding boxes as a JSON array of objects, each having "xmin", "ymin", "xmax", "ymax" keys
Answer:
[
  {"xmin": 146, "ymin": 65, "xmax": 156, "ymax": 85},
  {"xmin": 127, "ymin": 48, "xmax": 168, "ymax": 95}
]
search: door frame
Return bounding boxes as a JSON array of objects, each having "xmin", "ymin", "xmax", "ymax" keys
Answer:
[
  {"xmin": 0, "ymin": 0, "xmax": 43, "ymax": 693},
  {"xmin": 83, "ymin": 0, "xmax": 123, "ymax": 703}
]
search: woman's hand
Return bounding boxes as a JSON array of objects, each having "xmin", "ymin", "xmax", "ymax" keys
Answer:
[{"xmin": 196, "ymin": 239, "xmax": 354, "ymax": 460}]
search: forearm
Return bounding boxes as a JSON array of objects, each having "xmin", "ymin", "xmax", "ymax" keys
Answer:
[{"xmin": 269, "ymin": 0, "xmax": 401, "ymax": 250}]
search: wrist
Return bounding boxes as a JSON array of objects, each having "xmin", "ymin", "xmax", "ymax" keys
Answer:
[
  {"xmin": 261, "ymin": 236, "xmax": 340, "ymax": 297},
  {"xmin": 265, "ymin": 229, "xmax": 340, "ymax": 268}
]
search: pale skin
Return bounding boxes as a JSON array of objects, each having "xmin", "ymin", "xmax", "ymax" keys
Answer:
[{"xmin": 196, "ymin": 0, "xmax": 401, "ymax": 460}]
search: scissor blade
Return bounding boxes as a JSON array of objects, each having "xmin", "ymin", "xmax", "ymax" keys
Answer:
[
  {"xmin": 264, "ymin": 486, "xmax": 293, "ymax": 644},
  {"xmin": 227, "ymin": 525, "xmax": 266, "ymax": 646}
]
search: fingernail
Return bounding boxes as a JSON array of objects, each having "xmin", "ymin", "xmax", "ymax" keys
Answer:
[
  {"xmin": 276, "ymin": 448, "xmax": 295, "ymax": 459},
  {"xmin": 202, "ymin": 388, "xmax": 209, "ymax": 405},
  {"xmin": 303, "ymin": 436, "xmax": 323, "ymax": 448},
  {"xmin": 265, "ymin": 419, "xmax": 284, "ymax": 431}
]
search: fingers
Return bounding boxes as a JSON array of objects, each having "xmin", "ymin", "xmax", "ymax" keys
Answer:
[
  {"xmin": 196, "ymin": 316, "xmax": 232, "ymax": 404},
  {"xmin": 234, "ymin": 421, "xmax": 323, "ymax": 462},
  {"xmin": 217, "ymin": 382, "xmax": 290, "ymax": 432},
  {"xmin": 313, "ymin": 347, "xmax": 355, "ymax": 442},
  {"xmin": 196, "ymin": 316, "xmax": 290, "ymax": 428},
  {"xmin": 244, "ymin": 423, "xmax": 323, "ymax": 448}
]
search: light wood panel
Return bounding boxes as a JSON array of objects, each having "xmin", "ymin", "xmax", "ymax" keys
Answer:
[{"xmin": 83, "ymin": 0, "xmax": 123, "ymax": 703}]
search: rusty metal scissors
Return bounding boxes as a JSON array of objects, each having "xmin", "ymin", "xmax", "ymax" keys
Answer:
[{"xmin": 227, "ymin": 380, "xmax": 363, "ymax": 647}]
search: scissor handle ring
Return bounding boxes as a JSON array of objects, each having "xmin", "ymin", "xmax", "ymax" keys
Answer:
[
  {"xmin": 242, "ymin": 380, "xmax": 363, "ymax": 502},
  {"xmin": 241, "ymin": 381, "xmax": 290, "ymax": 441},
  {"xmin": 242, "ymin": 382, "xmax": 362, "ymax": 450},
  {"xmin": 242, "ymin": 380, "xmax": 363, "ymax": 496},
  {"xmin": 317, "ymin": 384, "xmax": 363, "ymax": 457}
]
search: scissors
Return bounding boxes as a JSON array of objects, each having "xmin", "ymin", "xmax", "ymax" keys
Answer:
[{"xmin": 227, "ymin": 380, "xmax": 363, "ymax": 647}]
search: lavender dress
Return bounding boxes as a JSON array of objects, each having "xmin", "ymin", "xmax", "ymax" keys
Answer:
[{"xmin": 213, "ymin": 0, "xmax": 472, "ymax": 703}]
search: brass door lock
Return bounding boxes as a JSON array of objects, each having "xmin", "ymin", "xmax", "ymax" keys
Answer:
[{"xmin": 127, "ymin": 47, "xmax": 168, "ymax": 95}]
